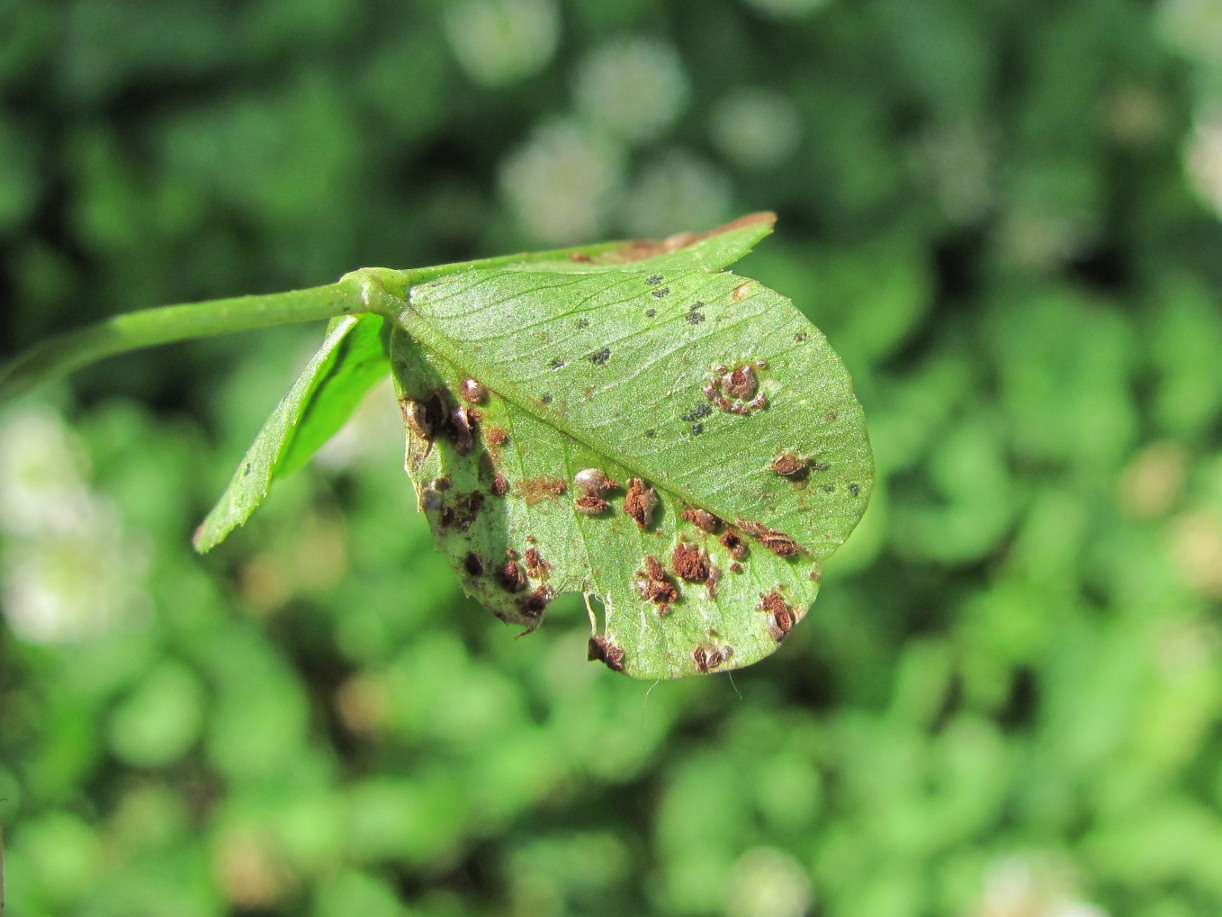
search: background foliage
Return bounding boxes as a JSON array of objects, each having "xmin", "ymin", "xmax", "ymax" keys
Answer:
[{"xmin": 4, "ymin": 0, "xmax": 1222, "ymax": 914}]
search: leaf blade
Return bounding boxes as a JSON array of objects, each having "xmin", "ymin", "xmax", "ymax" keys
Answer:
[
  {"xmin": 194, "ymin": 313, "xmax": 388, "ymax": 552},
  {"xmin": 390, "ymin": 264, "xmax": 872, "ymax": 679}
]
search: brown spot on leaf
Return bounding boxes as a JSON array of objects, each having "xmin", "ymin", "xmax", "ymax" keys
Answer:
[
  {"xmin": 732, "ymin": 282, "xmax": 751, "ymax": 302},
  {"xmin": 729, "ymin": 562, "xmax": 743, "ymax": 574},
  {"xmin": 519, "ymin": 477, "xmax": 566, "ymax": 506},
  {"xmin": 757, "ymin": 591, "xmax": 794, "ymax": 641},
  {"xmin": 497, "ymin": 559, "xmax": 527, "ymax": 593},
  {"xmin": 575, "ymin": 494, "xmax": 608, "ymax": 515},
  {"xmin": 588, "ymin": 347, "xmax": 611, "ymax": 366},
  {"xmin": 591, "ymin": 212, "xmax": 776, "ymax": 265},
  {"xmin": 588, "ymin": 635, "xmax": 625, "ymax": 672},
  {"xmin": 464, "ymin": 552, "xmax": 483, "ymax": 576},
  {"xmin": 524, "ymin": 548, "xmax": 550, "ymax": 579},
  {"xmin": 492, "ymin": 474, "xmax": 509, "ymax": 497},
  {"xmin": 519, "ymin": 586, "xmax": 552, "ymax": 619},
  {"xmin": 681, "ymin": 508, "xmax": 723, "ymax": 532},
  {"xmin": 637, "ymin": 555, "xmax": 679, "ymax": 605},
  {"xmin": 719, "ymin": 529, "xmax": 748, "ymax": 561},
  {"xmin": 487, "ymin": 427, "xmax": 508, "ymax": 447},
  {"xmin": 795, "ymin": 332, "xmax": 808, "ymax": 342},
  {"xmin": 693, "ymin": 644, "xmax": 729, "ymax": 673},
  {"xmin": 738, "ymin": 520, "xmax": 802, "ymax": 557},
  {"xmin": 672, "ymin": 541, "xmax": 710, "ymax": 582},
  {"xmin": 623, "ymin": 478, "xmax": 657, "ymax": 529},
  {"xmin": 772, "ymin": 453, "xmax": 807, "ymax": 477},
  {"xmin": 569, "ymin": 251, "xmax": 592, "ymax": 263}
]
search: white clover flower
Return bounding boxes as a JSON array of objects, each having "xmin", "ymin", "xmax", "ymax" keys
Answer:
[
  {"xmin": 443, "ymin": 0, "xmax": 560, "ymax": 88},
  {"xmin": 711, "ymin": 88, "xmax": 801, "ymax": 170},
  {"xmin": 500, "ymin": 119, "xmax": 625, "ymax": 244},
  {"xmin": 573, "ymin": 37, "xmax": 689, "ymax": 144},
  {"xmin": 618, "ymin": 148, "xmax": 731, "ymax": 240}
]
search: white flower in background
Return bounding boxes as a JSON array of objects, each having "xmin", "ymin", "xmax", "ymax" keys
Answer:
[
  {"xmin": 500, "ymin": 119, "xmax": 625, "ymax": 244},
  {"xmin": 739, "ymin": 0, "xmax": 833, "ymax": 20},
  {"xmin": 972, "ymin": 855, "xmax": 1109, "ymax": 917},
  {"xmin": 711, "ymin": 88, "xmax": 801, "ymax": 170},
  {"xmin": 573, "ymin": 37, "xmax": 689, "ymax": 144},
  {"xmin": 443, "ymin": 0, "xmax": 560, "ymax": 88},
  {"xmin": 1159, "ymin": 0, "xmax": 1222, "ymax": 62},
  {"xmin": 723, "ymin": 847, "xmax": 812, "ymax": 917},
  {"xmin": 619, "ymin": 148, "xmax": 731, "ymax": 239},
  {"xmin": 1187, "ymin": 108, "xmax": 1222, "ymax": 216},
  {"xmin": 0, "ymin": 406, "xmax": 149, "ymax": 644}
]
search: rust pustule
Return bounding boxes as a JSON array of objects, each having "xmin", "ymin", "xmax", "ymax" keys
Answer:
[
  {"xmin": 588, "ymin": 635, "xmax": 625, "ymax": 672},
  {"xmin": 681, "ymin": 508, "xmax": 723, "ymax": 533},
  {"xmin": 772, "ymin": 453, "xmax": 808, "ymax": 477},
  {"xmin": 693, "ymin": 644, "xmax": 729, "ymax": 673},
  {"xmin": 623, "ymin": 478, "xmax": 658, "ymax": 529},
  {"xmin": 636, "ymin": 555, "xmax": 679, "ymax": 606},
  {"xmin": 719, "ymin": 529, "xmax": 748, "ymax": 561},
  {"xmin": 738, "ymin": 520, "xmax": 801, "ymax": 557},
  {"xmin": 498, "ymin": 559, "xmax": 527, "ymax": 593},
  {"xmin": 575, "ymin": 494, "xmax": 608, "ymax": 515},
  {"xmin": 672, "ymin": 541, "xmax": 710, "ymax": 582},
  {"xmin": 703, "ymin": 361, "xmax": 768, "ymax": 415},
  {"xmin": 757, "ymin": 591, "xmax": 794, "ymax": 641},
  {"xmin": 491, "ymin": 474, "xmax": 509, "ymax": 497}
]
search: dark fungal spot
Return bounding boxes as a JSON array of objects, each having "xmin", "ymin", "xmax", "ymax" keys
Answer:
[
  {"xmin": 738, "ymin": 520, "xmax": 801, "ymax": 557},
  {"xmin": 492, "ymin": 474, "xmax": 509, "ymax": 497},
  {"xmin": 672, "ymin": 541, "xmax": 710, "ymax": 582},
  {"xmin": 540, "ymin": 393, "xmax": 553, "ymax": 405},
  {"xmin": 588, "ymin": 347, "xmax": 611, "ymax": 366},
  {"xmin": 577, "ymin": 317, "xmax": 590, "ymax": 329},
  {"xmin": 243, "ymin": 463, "xmax": 252, "ymax": 477},
  {"xmin": 849, "ymin": 483, "xmax": 860, "ymax": 497},
  {"xmin": 681, "ymin": 508, "xmax": 723, "ymax": 533},
  {"xmin": 822, "ymin": 484, "xmax": 835, "ymax": 493},
  {"xmin": 645, "ymin": 274, "xmax": 663, "ymax": 286},
  {"xmin": 645, "ymin": 309, "xmax": 657, "ymax": 318},
  {"xmin": 772, "ymin": 453, "xmax": 807, "ymax": 477},
  {"xmin": 719, "ymin": 530, "xmax": 748, "ymax": 561},
  {"xmin": 498, "ymin": 559, "xmax": 527, "ymax": 593},
  {"xmin": 758, "ymin": 591, "xmax": 794, "ymax": 641},
  {"xmin": 682, "ymin": 404, "xmax": 712, "ymax": 422},
  {"xmin": 691, "ymin": 423, "xmax": 704, "ymax": 436},
  {"xmin": 811, "ymin": 462, "xmax": 831, "ymax": 472},
  {"xmin": 588, "ymin": 635, "xmax": 625, "ymax": 672},
  {"xmin": 636, "ymin": 555, "xmax": 679, "ymax": 606},
  {"xmin": 651, "ymin": 287, "xmax": 671, "ymax": 298},
  {"xmin": 693, "ymin": 644, "xmax": 729, "ymax": 673},
  {"xmin": 524, "ymin": 548, "xmax": 550, "ymax": 579},
  {"xmin": 685, "ymin": 302, "xmax": 705, "ymax": 324},
  {"xmin": 519, "ymin": 586, "xmax": 552, "ymax": 619},
  {"xmin": 464, "ymin": 553, "xmax": 483, "ymax": 576},
  {"xmin": 433, "ymin": 475, "xmax": 452, "ymax": 490},
  {"xmin": 644, "ymin": 429, "xmax": 656, "ymax": 438},
  {"xmin": 550, "ymin": 357, "xmax": 566, "ymax": 369},
  {"xmin": 623, "ymin": 478, "xmax": 657, "ymax": 529},
  {"xmin": 440, "ymin": 507, "xmax": 456, "ymax": 529},
  {"xmin": 795, "ymin": 332, "xmax": 808, "ymax": 342},
  {"xmin": 575, "ymin": 494, "xmax": 608, "ymax": 515}
]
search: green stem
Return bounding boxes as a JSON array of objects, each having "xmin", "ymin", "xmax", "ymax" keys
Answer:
[
  {"xmin": 0, "ymin": 235, "xmax": 633, "ymax": 407},
  {"xmin": 0, "ymin": 276, "xmax": 397, "ymax": 406}
]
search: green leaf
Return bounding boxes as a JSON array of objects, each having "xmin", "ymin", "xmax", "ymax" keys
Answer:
[
  {"xmin": 193, "ymin": 313, "xmax": 388, "ymax": 551},
  {"xmin": 389, "ymin": 260, "xmax": 872, "ymax": 680}
]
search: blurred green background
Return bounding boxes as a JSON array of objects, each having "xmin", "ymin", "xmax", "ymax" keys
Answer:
[{"xmin": 4, "ymin": 0, "xmax": 1222, "ymax": 914}]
